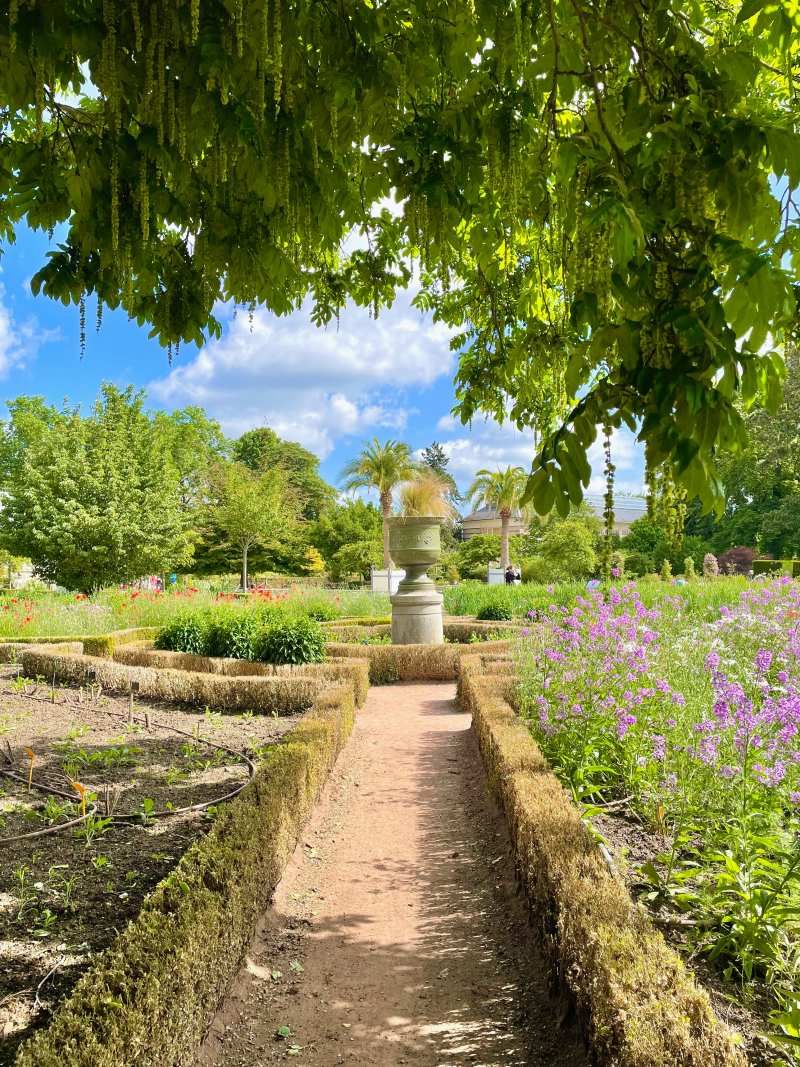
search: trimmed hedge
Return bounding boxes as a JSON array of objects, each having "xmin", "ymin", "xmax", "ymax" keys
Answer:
[
  {"xmin": 328, "ymin": 637, "xmax": 511, "ymax": 684},
  {"xmin": 0, "ymin": 627, "xmax": 160, "ymax": 657},
  {"xmin": 0, "ymin": 641, "xmax": 84, "ymax": 663},
  {"xmin": 752, "ymin": 558, "xmax": 800, "ymax": 577},
  {"xmin": 112, "ymin": 648, "xmax": 370, "ymax": 708},
  {"xmin": 20, "ymin": 649, "xmax": 324, "ymax": 715},
  {"xmin": 462, "ymin": 657, "xmax": 745, "ymax": 1067},
  {"xmin": 15, "ymin": 682, "xmax": 356, "ymax": 1067}
]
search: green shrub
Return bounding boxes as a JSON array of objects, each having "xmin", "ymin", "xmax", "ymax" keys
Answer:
[
  {"xmin": 303, "ymin": 598, "xmax": 340, "ymax": 621},
  {"xmin": 683, "ymin": 556, "xmax": 696, "ymax": 579},
  {"xmin": 660, "ymin": 558, "xmax": 673, "ymax": 581},
  {"xmin": 624, "ymin": 552, "xmax": 653, "ymax": 577},
  {"xmin": 255, "ymin": 615, "xmax": 325, "ymax": 665},
  {"xmin": 204, "ymin": 609, "xmax": 264, "ymax": 660},
  {"xmin": 521, "ymin": 556, "xmax": 551, "ymax": 583},
  {"xmin": 752, "ymin": 558, "xmax": 800, "ymax": 577},
  {"xmin": 154, "ymin": 611, "xmax": 210, "ymax": 654},
  {"xmin": 477, "ymin": 601, "xmax": 514, "ymax": 621}
]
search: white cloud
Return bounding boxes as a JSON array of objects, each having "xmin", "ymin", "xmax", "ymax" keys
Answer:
[
  {"xmin": 0, "ymin": 285, "xmax": 56, "ymax": 376},
  {"xmin": 148, "ymin": 289, "xmax": 456, "ymax": 457},
  {"xmin": 431, "ymin": 415, "xmax": 645, "ymax": 497}
]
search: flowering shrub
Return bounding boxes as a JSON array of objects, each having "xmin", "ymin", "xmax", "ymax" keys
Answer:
[{"xmin": 517, "ymin": 579, "xmax": 800, "ymax": 1050}]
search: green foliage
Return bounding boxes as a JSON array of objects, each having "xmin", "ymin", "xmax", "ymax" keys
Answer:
[
  {"xmin": 341, "ymin": 439, "xmax": 418, "ymax": 566},
  {"xmin": 233, "ymin": 427, "xmax": 334, "ymax": 521},
  {"xmin": 204, "ymin": 607, "xmax": 272, "ymax": 660},
  {"xmin": 328, "ymin": 540, "xmax": 383, "ymax": 583},
  {"xmin": 476, "ymin": 601, "xmax": 513, "ymax": 622},
  {"xmin": 683, "ymin": 557, "xmax": 696, "ymax": 580},
  {"xmin": 624, "ymin": 552, "xmax": 654, "ymax": 578},
  {"xmin": 0, "ymin": 386, "xmax": 193, "ymax": 591},
  {"xmin": 202, "ymin": 462, "xmax": 295, "ymax": 589},
  {"xmin": 455, "ymin": 535, "xmax": 501, "ymax": 580},
  {"xmin": 521, "ymin": 556, "xmax": 551, "ymax": 584},
  {"xmin": 539, "ymin": 519, "xmax": 597, "ymax": 579},
  {"xmin": 155, "ymin": 612, "xmax": 211, "ymax": 655},
  {"xmin": 466, "ymin": 466, "xmax": 527, "ymax": 568},
  {"xmin": 310, "ymin": 499, "xmax": 384, "ymax": 564},
  {"xmin": 660, "ymin": 558, "xmax": 673, "ymax": 581},
  {"xmin": 0, "ymin": 2, "xmax": 797, "ymax": 513},
  {"xmin": 254, "ymin": 616, "xmax": 325, "ymax": 666}
]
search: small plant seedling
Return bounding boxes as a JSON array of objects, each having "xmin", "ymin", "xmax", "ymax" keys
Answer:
[
  {"xmin": 275, "ymin": 1025, "xmax": 292, "ymax": 1041},
  {"xmin": 91, "ymin": 855, "xmax": 110, "ymax": 870},
  {"xmin": 74, "ymin": 814, "xmax": 112, "ymax": 846},
  {"xmin": 139, "ymin": 797, "xmax": 156, "ymax": 825},
  {"xmin": 289, "ymin": 960, "xmax": 304, "ymax": 973}
]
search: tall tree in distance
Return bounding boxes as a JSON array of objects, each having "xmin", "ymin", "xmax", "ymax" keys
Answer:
[
  {"xmin": 341, "ymin": 440, "xmax": 418, "ymax": 567},
  {"xmin": 466, "ymin": 467, "xmax": 527, "ymax": 571},
  {"xmin": 0, "ymin": 386, "xmax": 192, "ymax": 591},
  {"xmin": 233, "ymin": 427, "xmax": 334, "ymax": 520},
  {"xmin": 210, "ymin": 463, "xmax": 293, "ymax": 590},
  {"xmin": 421, "ymin": 441, "xmax": 460, "ymax": 501}
]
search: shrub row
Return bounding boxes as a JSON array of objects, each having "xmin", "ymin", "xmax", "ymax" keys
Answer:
[
  {"xmin": 461, "ymin": 656, "xmax": 745, "ymax": 1067},
  {"xmin": 752, "ymin": 558, "xmax": 800, "ymax": 577},
  {"xmin": 20, "ymin": 649, "xmax": 324, "ymax": 715},
  {"xmin": 113, "ymin": 648, "xmax": 370, "ymax": 708},
  {"xmin": 0, "ymin": 627, "xmax": 160, "ymax": 657},
  {"xmin": 328, "ymin": 637, "xmax": 512, "ymax": 684},
  {"xmin": 155, "ymin": 609, "xmax": 325, "ymax": 665},
  {"xmin": 0, "ymin": 641, "xmax": 84, "ymax": 663},
  {"xmin": 15, "ymin": 681, "xmax": 356, "ymax": 1067}
]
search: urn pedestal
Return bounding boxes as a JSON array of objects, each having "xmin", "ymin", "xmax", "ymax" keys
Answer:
[{"xmin": 388, "ymin": 517, "xmax": 444, "ymax": 645}]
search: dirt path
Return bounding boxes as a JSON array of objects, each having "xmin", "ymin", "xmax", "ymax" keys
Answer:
[{"xmin": 193, "ymin": 682, "xmax": 588, "ymax": 1067}]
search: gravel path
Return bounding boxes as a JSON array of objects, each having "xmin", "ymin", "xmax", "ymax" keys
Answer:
[{"xmin": 193, "ymin": 682, "xmax": 588, "ymax": 1067}]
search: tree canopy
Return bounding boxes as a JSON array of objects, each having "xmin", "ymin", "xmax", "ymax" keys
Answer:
[
  {"xmin": 1, "ymin": 1, "xmax": 799, "ymax": 511},
  {"xmin": 233, "ymin": 426, "xmax": 334, "ymax": 520},
  {"xmin": 0, "ymin": 385, "xmax": 193, "ymax": 589}
]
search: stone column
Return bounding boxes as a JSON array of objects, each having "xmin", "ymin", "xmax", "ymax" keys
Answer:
[{"xmin": 388, "ymin": 517, "xmax": 444, "ymax": 645}]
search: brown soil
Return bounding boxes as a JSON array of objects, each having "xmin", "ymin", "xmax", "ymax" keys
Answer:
[
  {"xmin": 0, "ymin": 664, "xmax": 301, "ymax": 1062},
  {"xmin": 194, "ymin": 682, "xmax": 588, "ymax": 1067}
]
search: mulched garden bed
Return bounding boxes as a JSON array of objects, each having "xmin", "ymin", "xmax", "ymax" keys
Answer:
[
  {"xmin": 0, "ymin": 664, "xmax": 303, "ymax": 1063},
  {"xmin": 593, "ymin": 809, "xmax": 789, "ymax": 1067}
]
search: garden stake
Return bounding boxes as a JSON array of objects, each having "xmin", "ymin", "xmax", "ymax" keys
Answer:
[{"xmin": 24, "ymin": 747, "xmax": 35, "ymax": 791}]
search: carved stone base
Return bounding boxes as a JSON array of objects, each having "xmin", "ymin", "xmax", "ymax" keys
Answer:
[{"xmin": 390, "ymin": 588, "xmax": 444, "ymax": 645}]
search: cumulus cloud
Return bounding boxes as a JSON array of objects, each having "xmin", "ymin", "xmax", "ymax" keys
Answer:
[
  {"xmin": 0, "ymin": 285, "xmax": 56, "ymax": 376},
  {"xmin": 430, "ymin": 414, "xmax": 645, "ymax": 497},
  {"xmin": 148, "ymin": 288, "xmax": 456, "ymax": 456}
]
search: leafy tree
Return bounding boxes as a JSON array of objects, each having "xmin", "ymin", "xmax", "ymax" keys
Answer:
[
  {"xmin": 154, "ymin": 406, "xmax": 228, "ymax": 514},
  {"xmin": 0, "ymin": 386, "xmax": 192, "ymax": 591},
  {"xmin": 539, "ymin": 520, "xmax": 597, "ymax": 579},
  {"xmin": 455, "ymin": 535, "xmax": 502, "ymax": 581},
  {"xmin": 4, "ymin": 4, "xmax": 797, "ymax": 511},
  {"xmin": 466, "ymin": 467, "xmax": 527, "ymax": 570},
  {"xmin": 207, "ymin": 463, "xmax": 293, "ymax": 590},
  {"xmin": 233, "ymin": 427, "xmax": 334, "ymax": 520},
  {"xmin": 310, "ymin": 499, "xmax": 383, "ymax": 564},
  {"xmin": 328, "ymin": 540, "xmax": 383, "ymax": 584},
  {"xmin": 340, "ymin": 439, "xmax": 417, "ymax": 566},
  {"xmin": 421, "ymin": 441, "xmax": 459, "ymax": 500}
]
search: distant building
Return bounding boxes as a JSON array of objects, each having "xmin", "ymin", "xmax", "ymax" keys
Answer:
[{"xmin": 461, "ymin": 494, "xmax": 647, "ymax": 539}]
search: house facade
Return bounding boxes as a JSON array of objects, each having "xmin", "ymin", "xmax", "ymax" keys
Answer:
[{"xmin": 461, "ymin": 494, "xmax": 648, "ymax": 539}]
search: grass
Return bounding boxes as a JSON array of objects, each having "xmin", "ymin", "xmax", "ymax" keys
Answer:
[{"xmin": 0, "ymin": 576, "xmax": 754, "ymax": 640}]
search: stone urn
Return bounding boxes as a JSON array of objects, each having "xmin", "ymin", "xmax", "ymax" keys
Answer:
[{"xmin": 388, "ymin": 517, "xmax": 444, "ymax": 645}]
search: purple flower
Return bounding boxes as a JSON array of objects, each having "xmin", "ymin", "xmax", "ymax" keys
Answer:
[
  {"xmin": 755, "ymin": 649, "xmax": 773, "ymax": 673},
  {"xmin": 705, "ymin": 651, "xmax": 721, "ymax": 671}
]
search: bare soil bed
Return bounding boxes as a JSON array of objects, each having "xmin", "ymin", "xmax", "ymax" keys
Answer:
[{"xmin": 0, "ymin": 663, "xmax": 302, "ymax": 1063}]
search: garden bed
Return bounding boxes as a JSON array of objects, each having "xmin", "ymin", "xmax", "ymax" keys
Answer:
[
  {"xmin": 512, "ymin": 578, "xmax": 800, "ymax": 1065},
  {"xmin": 461, "ymin": 653, "xmax": 746, "ymax": 1067},
  {"xmin": 0, "ymin": 660, "xmax": 356, "ymax": 1067}
]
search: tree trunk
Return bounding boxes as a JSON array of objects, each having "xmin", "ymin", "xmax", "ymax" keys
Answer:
[
  {"xmin": 500, "ymin": 509, "xmax": 511, "ymax": 570},
  {"xmin": 241, "ymin": 544, "xmax": 249, "ymax": 591},
  {"xmin": 380, "ymin": 492, "xmax": 392, "ymax": 568}
]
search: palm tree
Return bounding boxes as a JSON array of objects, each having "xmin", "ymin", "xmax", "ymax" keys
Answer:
[
  {"xmin": 341, "ymin": 439, "xmax": 418, "ymax": 566},
  {"xmin": 466, "ymin": 466, "xmax": 528, "ymax": 571}
]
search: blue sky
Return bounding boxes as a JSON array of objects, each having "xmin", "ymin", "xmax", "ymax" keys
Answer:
[{"xmin": 1, "ymin": 222, "xmax": 645, "ymax": 498}]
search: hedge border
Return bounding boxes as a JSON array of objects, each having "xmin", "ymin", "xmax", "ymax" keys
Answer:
[
  {"xmin": 460, "ymin": 655, "xmax": 746, "ymax": 1067},
  {"xmin": 112, "ymin": 647, "xmax": 370, "ymax": 708},
  {"xmin": 327, "ymin": 637, "xmax": 512, "ymax": 684},
  {"xmin": 19, "ymin": 648, "xmax": 326, "ymax": 715},
  {"xmin": 0, "ymin": 627, "xmax": 161, "ymax": 657},
  {"xmin": 14, "ymin": 681, "xmax": 356, "ymax": 1067}
]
